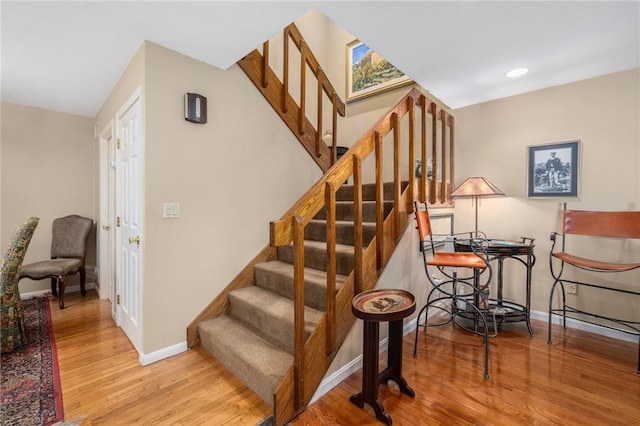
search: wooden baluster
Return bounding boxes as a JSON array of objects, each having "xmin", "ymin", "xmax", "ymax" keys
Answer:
[
  {"xmin": 299, "ymin": 42, "xmax": 306, "ymax": 135},
  {"xmin": 262, "ymin": 41, "xmax": 269, "ymax": 88},
  {"xmin": 375, "ymin": 132, "xmax": 384, "ymax": 270},
  {"xmin": 282, "ymin": 27, "xmax": 289, "ymax": 114},
  {"xmin": 430, "ymin": 102, "xmax": 437, "ymax": 205},
  {"xmin": 332, "ymin": 92, "xmax": 338, "ymax": 165},
  {"xmin": 407, "ymin": 97, "xmax": 415, "ymax": 212},
  {"xmin": 353, "ymin": 155, "xmax": 363, "ymax": 295},
  {"xmin": 293, "ymin": 215, "xmax": 305, "ymax": 409},
  {"xmin": 448, "ymin": 115, "xmax": 455, "ymax": 204},
  {"xmin": 420, "ymin": 96, "xmax": 427, "ymax": 203},
  {"xmin": 325, "ymin": 182, "xmax": 336, "ymax": 355},
  {"xmin": 392, "ymin": 112, "xmax": 401, "ymax": 238},
  {"xmin": 317, "ymin": 71, "xmax": 323, "ymax": 157},
  {"xmin": 440, "ymin": 110, "xmax": 447, "ymax": 205}
]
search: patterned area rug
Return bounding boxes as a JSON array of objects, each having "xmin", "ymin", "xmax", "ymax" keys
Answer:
[{"xmin": 1, "ymin": 297, "xmax": 64, "ymax": 425}]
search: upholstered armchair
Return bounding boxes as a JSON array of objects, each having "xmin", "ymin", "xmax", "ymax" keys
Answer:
[
  {"xmin": 1, "ymin": 217, "xmax": 39, "ymax": 353},
  {"xmin": 19, "ymin": 215, "xmax": 93, "ymax": 309}
]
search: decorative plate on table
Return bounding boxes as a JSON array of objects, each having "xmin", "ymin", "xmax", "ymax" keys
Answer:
[{"xmin": 352, "ymin": 289, "xmax": 415, "ymax": 321}]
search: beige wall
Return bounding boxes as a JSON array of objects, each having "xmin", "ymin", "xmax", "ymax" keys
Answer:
[
  {"xmin": 140, "ymin": 41, "xmax": 322, "ymax": 353},
  {"xmin": 1, "ymin": 102, "xmax": 96, "ymax": 292},
  {"xmin": 454, "ymin": 68, "xmax": 640, "ymax": 323}
]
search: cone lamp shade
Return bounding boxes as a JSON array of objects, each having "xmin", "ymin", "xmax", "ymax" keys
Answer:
[{"xmin": 451, "ymin": 177, "xmax": 505, "ymax": 233}]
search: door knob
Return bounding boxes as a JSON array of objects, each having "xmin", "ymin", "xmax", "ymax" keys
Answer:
[
  {"xmin": 102, "ymin": 224, "xmax": 111, "ymax": 231},
  {"xmin": 128, "ymin": 236, "xmax": 140, "ymax": 244}
]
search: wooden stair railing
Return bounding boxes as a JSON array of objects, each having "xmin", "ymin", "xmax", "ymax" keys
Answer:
[
  {"xmin": 269, "ymin": 87, "xmax": 455, "ymax": 424},
  {"xmin": 238, "ymin": 23, "xmax": 346, "ymax": 172}
]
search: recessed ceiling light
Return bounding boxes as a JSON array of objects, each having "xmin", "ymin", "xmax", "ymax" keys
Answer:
[{"xmin": 505, "ymin": 67, "xmax": 529, "ymax": 78}]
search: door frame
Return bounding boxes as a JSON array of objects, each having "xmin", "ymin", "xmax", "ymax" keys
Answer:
[{"xmin": 98, "ymin": 120, "xmax": 116, "ymax": 317}]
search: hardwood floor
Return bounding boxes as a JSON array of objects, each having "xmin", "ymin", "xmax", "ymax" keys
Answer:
[
  {"xmin": 50, "ymin": 292, "xmax": 271, "ymax": 425},
  {"xmin": 51, "ymin": 292, "xmax": 640, "ymax": 425}
]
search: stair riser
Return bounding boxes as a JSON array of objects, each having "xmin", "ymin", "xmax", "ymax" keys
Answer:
[
  {"xmin": 336, "ymin": 182, "xmax": 400, "ymax": 202},
  {"xmin": 304, "ymin": 221, "xmax": 376, "ymax": 246},
  {"xmin": 314, "ymin": 201, "xmax": 393, "ymax": 222},
  {"xmin": 199, "ymin": 328, "xmax": 276, "ymax": 406},
  {"xmin": 277, "ymin": 244, "xmax": 355, "ymax": 276},
  {"xmin": 229, "ymin": 294, "xmax": 290, "ymax": 352},
  {"xmin": 198, "ymin": 317, "xmax": 293, "ymax": 408},
  {"xmin": 255, "ymin": 266, "xmax": 332, "ymax": 311}
]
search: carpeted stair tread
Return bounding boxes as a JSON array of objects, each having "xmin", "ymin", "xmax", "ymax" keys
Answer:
[
  {"xmin": 198, "ymin": 315, "xmax": 293, "ymax": 407},
  {"xmin": 304, "ymin": 219, "xmax": 377, "ymax": 246},
  {"xmin": 277, "ymin": 240, "xmax": 358, "ymax": 276},
  {"xmin": 229, "ymin": 286, "xmax": 324, "ymax": 352},
  {"xmin": 254, "ymin": 260, "xmax": 347, "ymax": 311}
]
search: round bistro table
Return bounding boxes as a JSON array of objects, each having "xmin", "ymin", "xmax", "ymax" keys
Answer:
[{"xmin": 350, "ymin": 288, "xmax": 416, "ymax": 425}]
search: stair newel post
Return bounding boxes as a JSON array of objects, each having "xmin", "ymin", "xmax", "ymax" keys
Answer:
[
  {"xmin": 292, "ymin": 215, "xmax": 305, "ymax": 410},
  {"xmin": 282, "ymin": 26, "xmax": 289, "ymax": 114},
  {"xmin": 353, "ymin": 155, "xmax": 364, "ymax": 295},
  {"xmin": 392, "ymin": 112, "xmax": 401, "ymax": 239},
  {"xmin": 299, "ymin": 42, "xmax": 307, "ymax": 136},
  {"xmin": 448, "ymin": 115, "xmax": 456, "ymax": 204},
  {"xmin": 440, "ymin": 109, "xmax": 447, "ymax": 205},
  {"xmin": 325, "ymin": 181, "xmax": 337, "ymax": 354},
  {"xmin": 375, "ymin": 131, "xmax": 384, "ymax": 270},
  {"xmin": 429, "ymin": 102, "xmax": 438, "ymax": 205},
  {"xmin": 419, "ymin": 96, "xmax": 427, "ymax": 204},
  {"xmin": 407, "ymin": 97, "xmax": 415, "ymax": 211},
  {"xmin": 262, "ymin": 41, "xmax": 269, "ymax": 88},
  {"xmin": 316, "ymin": 71, "xmax": 323, "ymax": 157}
]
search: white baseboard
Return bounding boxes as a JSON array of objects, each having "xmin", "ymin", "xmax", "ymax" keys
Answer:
[
  {"xmin": 139, "ymin": 341, "xmax": 188, "ymax": 366},
  {"xmin": 530, "ymin": 308, "xmax": 638, "ymax": 343},
  {"xmin": 20, "ymin": 282, "xmax": 97, "ymax": 299}
]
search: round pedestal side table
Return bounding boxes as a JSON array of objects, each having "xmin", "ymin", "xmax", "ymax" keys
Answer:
[{"xmin": 350, "ymin": 288, "xmax": 416, "ymax": 425}]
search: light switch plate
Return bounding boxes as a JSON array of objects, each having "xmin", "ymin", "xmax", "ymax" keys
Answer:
[{"xmin": 163, "ymin": 203, "xmax": 180, "ymax": 218}]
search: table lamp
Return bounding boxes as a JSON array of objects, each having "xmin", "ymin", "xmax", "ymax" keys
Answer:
[{"xmin": 451, "ymin": 177, "xmax": 505, "ymax": 233}]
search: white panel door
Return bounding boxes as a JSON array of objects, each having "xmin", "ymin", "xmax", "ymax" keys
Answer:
[{"xmin": 116, "ymin": 88, "xmax": 143, "ymax": 352}]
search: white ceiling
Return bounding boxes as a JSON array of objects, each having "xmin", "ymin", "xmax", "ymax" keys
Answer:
[{"xmin": 2, "ymin": 1, "xmax": 639, "ymax": 118}]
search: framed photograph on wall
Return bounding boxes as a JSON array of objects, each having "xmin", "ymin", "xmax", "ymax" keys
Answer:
[
  {"xmin": 346, "ymin": 40, "xmax": 413, "ymax": 103},
  {"xmin": 527, "ymin": 140, "xmax": 580, "ymax": 198}
]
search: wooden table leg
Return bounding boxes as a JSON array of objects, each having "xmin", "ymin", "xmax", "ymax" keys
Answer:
[
  {"xmin": 350, "ymin": 320, "xmax": 392, "ymax": 425},
  {"xmin": 381, "ymin": 319, "xmax": 415, "ymax": 398}
]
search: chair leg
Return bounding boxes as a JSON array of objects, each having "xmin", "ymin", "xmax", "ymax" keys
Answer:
[
  {"xmin": 637, "ymin": 334, "xmax": 640, "ymax": 375},
  {"xmin": 413, "ymin": 304, "xmax": 428, "ymax": 357},
  {"xmin": 58, "ymin": 277, "xmax": 66, "ymax": 309},
  {"xmin": 80, "ymin": 266, "xmax": 87, "ymax": 296},
  {"xmin": 51, "ymin": 277, "xmax": 58, "ymax": 296},
  {"xmin": 548, "ymin": 280, "xmax": 556, "ymax": 345},
  {"xmin": 466, "ymin": 302, "xmax": 490, "ymax": 379}
]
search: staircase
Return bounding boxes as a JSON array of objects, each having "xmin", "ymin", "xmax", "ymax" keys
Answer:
[
  {"xmin": 187, "ymin": 19, "xmax": 456, "ymax": 426},
  {"xmin": 197, "ymin": 182, "xmax": 394, "ymax": 408}
]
